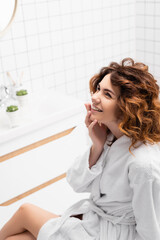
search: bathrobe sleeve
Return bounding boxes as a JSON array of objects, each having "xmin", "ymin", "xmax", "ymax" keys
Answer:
[
  {"xmin": 128, "ymin": 159, "xmax": 160, "ymax": 240},
  {"xmin": 66, "ymin": 142, "xmax": 106, "ymax": 193}
]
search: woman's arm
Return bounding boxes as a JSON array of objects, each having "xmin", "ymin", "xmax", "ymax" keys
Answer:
[
  {"xmin": 89, "ymin": 144, "xmax": 104, "ymax": 169},
  {"xmin": 66, "ymin": 143, "xmax": 106, "ymax": 193},
  {"xmin": 128, "ymin": 160, "xmax": 160, "ymax": 240}
]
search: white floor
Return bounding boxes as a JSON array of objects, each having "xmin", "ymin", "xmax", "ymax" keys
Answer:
[{"xmin": 0, "ymin": 177, "xmax": 90, "ymax": 229}]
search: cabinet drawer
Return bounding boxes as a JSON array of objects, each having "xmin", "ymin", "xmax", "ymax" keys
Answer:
[{"xmin": 0, "ymin": 123, "xmax": 89, "ymax": 204}]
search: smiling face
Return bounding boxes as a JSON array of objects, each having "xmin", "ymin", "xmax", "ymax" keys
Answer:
[{"xmin": 90, "ymin": 73, "xmax": 121, "ymax": 126}]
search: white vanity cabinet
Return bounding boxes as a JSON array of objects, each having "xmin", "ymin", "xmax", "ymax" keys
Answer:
[
  {"xmin": 0, "ymin": 130, "xmax": 81, "ymax": 204},
  {"xmin": 0, "ymin": 90, "xmax": 89, "ymax": 206},
  {"xmin": 0, "ymin": 117, "xmax": 90, "ymax": 229}
]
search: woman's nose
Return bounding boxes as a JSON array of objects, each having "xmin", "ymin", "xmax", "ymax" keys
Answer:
[{"xmin": 91, "ymin": 92, "xmax": 101, "ymax": 103}]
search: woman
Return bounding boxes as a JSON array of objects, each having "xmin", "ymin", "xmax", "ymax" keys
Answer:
[{"xmin": 0, "ymin": 57, "xmax": 160, "ymax": 240}]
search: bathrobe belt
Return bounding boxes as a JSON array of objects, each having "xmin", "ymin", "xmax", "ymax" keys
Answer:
[{"xmin": 51, "ymin": 198, "xmax": 136, "ymax": 237}]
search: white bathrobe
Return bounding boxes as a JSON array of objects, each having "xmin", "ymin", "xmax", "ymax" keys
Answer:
[{"xmin": 37, "ymin": 124, "xmax": 160, "ymax": 240}]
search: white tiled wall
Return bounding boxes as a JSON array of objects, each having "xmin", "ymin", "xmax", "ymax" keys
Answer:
[
  {"xmin": 136, "ymin": 0, "xmax": 160, "ymax": 85},
  {"xmin": 0, "ymin": 0, "xmax": 136, "ymax": 103}
]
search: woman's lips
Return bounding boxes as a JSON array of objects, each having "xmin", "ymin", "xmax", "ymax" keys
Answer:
[{"xmin": 91, "ymin": 108, "xmax": 102, "ymax": 113}]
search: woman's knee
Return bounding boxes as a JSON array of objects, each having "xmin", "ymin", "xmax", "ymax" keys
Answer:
[
  {"xmin": 18, "ymin": 203, "xmax": 36, "ymax": 221},
  {"xmin": 19, "ymin": 203, "xmax": 34, "ymax": 214}
]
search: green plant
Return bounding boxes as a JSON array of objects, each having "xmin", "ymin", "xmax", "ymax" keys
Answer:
[
  {"xmin": 6, "ymin": 105, "xmax": 18, "ymax": 112},
  {"xmin": 16, "ymin": 89, "xmax": 28, "ymax": 96}
]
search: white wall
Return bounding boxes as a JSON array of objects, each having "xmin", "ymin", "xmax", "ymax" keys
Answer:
[
  {"xmin": 0, "ymin": 0, "xmax": 136, "ymax": 103},
  {"xmin": 136, "ymin": 0, "xmax": 160, "ymax": 85}
]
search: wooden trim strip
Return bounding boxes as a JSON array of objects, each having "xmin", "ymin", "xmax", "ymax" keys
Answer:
[
  {"xmin": 0, "ymin": 173, "xmax": 66, "ymax": 206},
  {"xmin": 0, "ymin": 127, "xmax": 75, "ymax": 163}
]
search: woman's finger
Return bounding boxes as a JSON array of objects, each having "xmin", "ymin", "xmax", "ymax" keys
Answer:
[
  {"xmin": 98, "ymin": 121, "xmax": 102, "ymax": 127},
  {"xmin": 85, "ymin": 111, "xmax": 92, "ymax": 126},
  {"xmin": 84, "ymin": 103, "xmax": 89, "ymax": 111},
  {"xmin": 88, "ymin": 103, "xmax": 91, "ymax": 111},
  {"xmin": 88, "ymin": 119, "xmax": 97, "ymax": 130},
  {"xmin": 84, "ymin": 103, "xmax": 91, "ymax": 111}
]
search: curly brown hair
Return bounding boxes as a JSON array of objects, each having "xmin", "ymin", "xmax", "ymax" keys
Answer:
[{"xmin": 89, "ymin": 57, "xmax": 160, "ymax": 154}]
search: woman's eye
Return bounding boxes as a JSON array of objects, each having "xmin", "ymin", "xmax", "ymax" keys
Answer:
[
  {"xmin": 105, "ymin": 93, "xmax": 111, "ymax": 98},
  {"xmin": 96, "ymin": 85, "xmax": 111, "ymax": 98}
]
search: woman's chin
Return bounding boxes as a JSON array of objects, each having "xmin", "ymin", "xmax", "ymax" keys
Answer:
[{"xmin": 90, "ymin": 115, "xmax": 99, "ymax": 122}]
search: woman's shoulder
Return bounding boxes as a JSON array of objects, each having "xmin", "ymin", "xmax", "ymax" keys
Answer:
[
  {"xmin": 132, "ymin": 141, "xmax": 160, "ymax": 157},
  {"xmin": 128, "ymin": 142, "xmax": 160, "ymax": 184}
]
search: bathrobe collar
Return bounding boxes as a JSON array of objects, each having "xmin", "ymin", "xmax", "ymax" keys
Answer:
[{"xmin": 104, "ymin": 132, "xmax": 131, "ymax": 149}]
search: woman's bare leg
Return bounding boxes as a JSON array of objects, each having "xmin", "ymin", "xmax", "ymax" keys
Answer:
[
  {"xmin": 5, "ymin": 231, "xmax": 36, "ymax": 240},
  {"xmin": 0, "ymin": 203, "xmax": 60, "ymax": 240}
]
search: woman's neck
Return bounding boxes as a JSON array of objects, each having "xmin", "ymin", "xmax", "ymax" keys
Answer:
[{"xmin": 105, "ymin": 121, "xmax": 124, "ymax": 139}]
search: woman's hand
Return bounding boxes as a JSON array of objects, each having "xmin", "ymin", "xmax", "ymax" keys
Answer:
[{"xmin": 84, "ymin": 103, "xmax": 108, "ymax": 150}]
